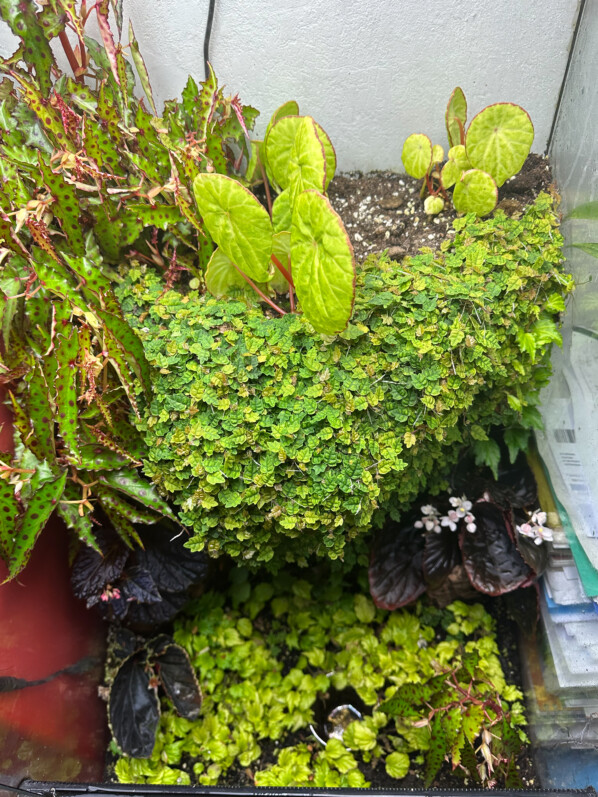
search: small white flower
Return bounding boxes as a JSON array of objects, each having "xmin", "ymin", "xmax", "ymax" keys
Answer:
[
  {"xmin": 517, "ymin": 510, "xmax": 554, "ymax": 546},
  {"xmin": 517, "ymin": 522, "xmax": 535, "ymax": 538},
  {"xmin": 421, "ymin": 504, "xmax": 438, "ymax": 517},
  {"xmin": 440, "ymin": 510, "xmax": 459, "ymax": 532},
  {"xmin": 414, "ymin": 520, "xmax": 424, "ymax": 529},
  {"xmin": 531, "ymin": 510, "xmax": 547, "ymax": 527},
  {"xmin": 449, "ymin": 495, "xmax": 473, "ymax": 518}
]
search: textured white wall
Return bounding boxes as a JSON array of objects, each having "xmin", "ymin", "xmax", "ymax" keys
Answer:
[{"xmin": 0, "ymin": 1, "xmax": 580, "ymax": 171}]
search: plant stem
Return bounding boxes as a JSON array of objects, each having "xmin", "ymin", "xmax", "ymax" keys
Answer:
[
  {"xmin": 231, "ymin": 262, "xmax": 286, "ymax": 316},
  {"xmin": 259, "ymin": 157, "xmax": 273, "ymax": 217},
  {"xmin": 270, "ymin": 253, "xmax": 294, "ymax": 287},
  {"xmin": 59, "ymin": 31, "xmax": 84, "ymax": 84}
]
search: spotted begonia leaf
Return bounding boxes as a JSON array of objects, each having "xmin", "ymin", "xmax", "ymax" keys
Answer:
[
  {"xmin": 453, "ymin": 169, "xmax": 498, "ymax": 216},
  {"xmin": 55, "ymin": 322, "xmax": 80, "ymax": 461},
  {"xmin": 98, "ymin": 488, "xmax": 142, "ymax": 549},
  {"xmin": 96, "ymin": 484, "xmax": 163, "ymax": 525},
  {"xmin": 11, "ymin": 73, "xmax": 74, "ymax": 152},
  {"xmin": 6, "ymin": 471, "xmax": 67, "ymax": 580},
  {"xmin": 96, "ymin": 309, "xmax": 151, "ymax": 397},
  {"xmin": 193, "ymin": 173, "xmax": 272, "ymax": 282},
  {"xmin": 466, "ymin": 103, "xmax": 534, "ymax": 187},
  {"xmin": 99, "ymin": 470, "xmax": 178, "ymax": 523},
  {"xmin": 0, "ymin": 0, "xmax": 55, "ymax": 95},
  {"xmin": 57, "ymin": 482, "xmax": 101, "ymax": 555},
  {"xmin": 26, "ymin": 363, "xmax": 55, "ymax": 462},
  {"xmin": 291, "ymin": 190, "xmax": 355, "ymax": 335},
  {"xmin": 446, "ymin": 86, "xmax": 467, "ymax": 148},
  {"xmin": 38, "ymin": 155, "xmax": 85, "ymax": 255},
  {"xmin": 401, "ymin": 133, "xmax": 432, "ymax": 179},
  {"xmin": 0, "ymin": 479, "xmax": 19, "ymax": 563}
]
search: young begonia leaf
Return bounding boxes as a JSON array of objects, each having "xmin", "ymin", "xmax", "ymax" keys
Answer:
[
  {"xmin": 460, "ymin": 501, "xmax": 532, "ymax": 595},
  {"xmin": 0, "ymin": 478, "xmax": 19, "ymax": 563},
  {"xmin": 445, "ymin": 86, "xmax": 467, "ymax": 148},
  {"xmin": 466, "ymin": 103, "xmax": 534, "ymax": 187},
  {"xmin": 55, "ymin": 323, "xmax": 81, "ymax": 461},
  {"xmin": 6, "ymin": 471, "xmax": 67, "ymax": 580},
  {"xmin": 102, "ymin": 328, "xmax": 140, "ymax": 418},
  {"xmin": 109, "ymin": 652, "xmax": 160, "ymax": 758},
  {"xmin": 205, "ymin": 248, "xmax": 250, "ymax": 299},
  {"xmin": 440, "ymin": 158, "xmax": 462, "ymax": 190},
  {"xmin": 453, "ymin": 169, "xmax": 498, "ymax": 216},
  {"xmin": 127, "ymin": 21, "xmax": 157, "ymax": 113},
  {"xmin": 424, "ymin": 713, "xmax": 448, "ymax": 787},
  {"xmin": 422, "ymin": 528, "xmax": 461, "ymax": 588},
  {"xmin": 193, "ymin": 173, "xmax": 272, "ymax": 282},
  {"xmin": 368, "ymin": 521, "xmax": 426, "ymax": 609},
  {"xmin": 98, "ymin": 491, "xmax": 143, "ymax": 549},
  {"xmin": 260, "ymin": 100, "xmax": 299, "ymax": 187},
  {"xmin": 272, "ymin": 188, "xmax": 292, "ymax": 233},
  {"xmin": 151, "ymin": 640, "xmax": 202, "ymax": 719},
  {"xmin": 401, "ymin": 133, "xmax": 432, "ymax": 179},
  {"xmin": 448, "ymin": 144, "xmax": 472, "ymax": 170},
  {"xmin": 287, "ymin": 116, "xmax": 327, "ymax": 206},
  {"xmin": 0, "ymin": 0, "xmax": 55, "ymax": 95},
  {"xmin": 379, "ymin": 675, "xmax": 446, "ymax": 717},
  {"xmin": 99, "ymin": 470, "xmax": 178, "ymax": 523},
  {"xmin": 265, "ymin": 115, "xmax": 336, "ymax": 191},
  {"xmin": 96, "ymin": 484, "xmax": 163, "ymax": 525},
  {"xmin": 290, "ymin": 190, "xmax": 355, "ymax": 335}
]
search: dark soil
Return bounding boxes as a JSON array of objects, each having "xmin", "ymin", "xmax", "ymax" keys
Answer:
[{"xmin": 328, "ymin": 153, "xmax": 553, "ymax": 263}]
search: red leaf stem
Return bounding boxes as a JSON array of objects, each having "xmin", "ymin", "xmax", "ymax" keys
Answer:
[{"xmin": 231, "ymin": 262, "xmax": 286, "ymax": 316}]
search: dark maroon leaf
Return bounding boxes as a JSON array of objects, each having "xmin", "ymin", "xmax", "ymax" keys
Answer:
[
  {"xmin": 422, "ymin": 528, "xmax": 461, "ymax": 588},
  {"xmin": 369, "ymin": 520, "xmax": 426, "ymax": 609},
  {"xmin": 121, "ymin": 565, "xmax": 162, "ymax": 604},
  {"xmin": 488, "ymin": 452, "xmax": 538, "ymax": 510},
  {"xmin": 153, "ymin": 642, "xmax": 202, "ymax": 719},
  {"xmin": 71, "ymin": 528, "xmax": 128, "ymax": 602},
  {"xmin": 124, "ymin": 590, "xmax": 189, "ymax": 626},
  {"xmin": 460, "ymin": 501, "xmax": 532, "ymax": 596},
  {"xmin": 512, "ymin": 513, "xmax": 548, "ymax": 579},
  {"xmin": 502, "ymin": 584, "xmax": 540, "ymax": 636},
  {"xmin": 109, "ymin": 653, "xmax": 160, "ymax": 758},
  {"xmin": 133, "ymin": 524, "xmax": 209, "ymax": 592}
]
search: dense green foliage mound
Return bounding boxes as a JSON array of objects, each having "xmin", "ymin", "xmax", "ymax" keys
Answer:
[
  {"xmin": 118, "ymin": 193, "xmax": 571, "ymax": 564},
  {"xmin": 112, "ymin": 568, "xmax": 527, "ymax": 787}
]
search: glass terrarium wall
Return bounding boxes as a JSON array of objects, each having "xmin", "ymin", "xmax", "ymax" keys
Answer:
[{"xmin": 538, "ymin": 0, "xmax": 598, "ymax": 579}]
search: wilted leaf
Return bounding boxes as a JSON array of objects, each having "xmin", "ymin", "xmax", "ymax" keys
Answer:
[{"xmin": 446, "ymin": 86, "xmax": 467, "ymax": 148}]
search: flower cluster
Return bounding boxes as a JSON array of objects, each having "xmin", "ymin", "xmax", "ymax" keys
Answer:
[
  {"xmin": 516, "ymin": 510, "xmax": 553, "ymax": 546},
  {"xmin": 415, "ymin": 495, "xmax": 476, "ymax": 534}
]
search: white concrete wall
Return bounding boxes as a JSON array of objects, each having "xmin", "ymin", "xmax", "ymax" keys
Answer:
[{"xmin": 0, "ymin": 1, "xmax": 580, "ymax": 171}]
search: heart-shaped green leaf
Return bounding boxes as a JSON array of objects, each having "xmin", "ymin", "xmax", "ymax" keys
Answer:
[
  {"xmin": 432, "ymin": 144, "xmax": 444, "ymax": 164},
  {"xmin": 288, "ymin": 116, "xmax": 327, "ymax": 206},
  {"xmin": 260, "ymin": 100, "xmax": 300, "ymax": 188},
  {"xmin": 193, "ymin": 173, "xmax": 273, "ymax": 282},
  {"xmin": 291, "ymin": 190, "xmax": 355, "ymax": 335},
  {"xmin": 446, "ymin": 86, "xmax": 467, "ymax": 148},
  {"xmin": 401, "ymin": 134, "xmax": 432, "ymax": 179},
  {"xmin": 466, "ymin": 103, "xmax": 534, "ymax": 187},
  {"xmin": 265, "ymin": 115, "xmax": 336, "ymax": 191},
  {"xmin": 205, "ymin": 248, "xmax": 252, "ymax": 298},
  {"xmin": 453, "ymin": 169, "xmax": 498, "ymax": 216}
]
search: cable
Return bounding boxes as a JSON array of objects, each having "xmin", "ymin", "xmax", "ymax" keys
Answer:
[{"xmin": 203, "ymin": 0, "xmax": 216, "ymax": 80}]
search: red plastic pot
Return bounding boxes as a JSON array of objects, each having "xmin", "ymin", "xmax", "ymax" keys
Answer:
[{"xmin": 0, "ymin": 390, "xmax": 108, "ymax": 783}]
